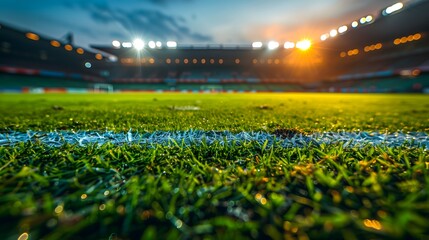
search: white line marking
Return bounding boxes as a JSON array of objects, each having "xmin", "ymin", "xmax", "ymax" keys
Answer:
[{"xmin": 0, "ymin": 130, "xmax": 428, "ymax": 148}]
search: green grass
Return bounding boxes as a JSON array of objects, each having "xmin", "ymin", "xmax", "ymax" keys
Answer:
[
  {"xmin": 0, "ymin": 93, "xmax": 429, "ymax": 239},
  {"xmin": 0, "ymin": 93, "xmax": 428, "ymax": 132}
]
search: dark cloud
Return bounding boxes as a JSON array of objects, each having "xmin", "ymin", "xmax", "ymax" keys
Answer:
[{"xmin": 77, "ymin": 2, "xmax": 211, "ymax": 42}]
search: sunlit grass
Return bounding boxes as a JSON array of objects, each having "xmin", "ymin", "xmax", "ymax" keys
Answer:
[
  {"xmin": 0, "ymin": 93, "xmax": 428, "ymax": 133},
  {"xmin": 0, "ymin": 93, "xmax": 428, "ymax": 239}
]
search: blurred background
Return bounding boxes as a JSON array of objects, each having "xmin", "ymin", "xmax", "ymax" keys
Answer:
[{"xmin": 0, "ymin": 0, "xmax": 429, "ymax": 93}]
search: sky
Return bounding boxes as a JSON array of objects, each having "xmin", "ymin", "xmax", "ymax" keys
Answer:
[{"xmin": 0, "ymin": 0, "xmax": 400, "ymax": 49}]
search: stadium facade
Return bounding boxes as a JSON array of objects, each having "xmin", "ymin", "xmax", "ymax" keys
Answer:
[{"xmin": 1, "ymin": 0, "xmax": 429, "ymax": 93}]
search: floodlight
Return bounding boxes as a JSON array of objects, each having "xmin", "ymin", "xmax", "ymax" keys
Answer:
[
  {"xmin": 133, "ymin": 39, "xmax": 144, "ymax": 50},
  {"xmin": 338, "ymin": 25, "xmax": 348, "ymax": 34},
  {"xmin": 108, "ymin": 56, "xmax": 118, "ymax": 62},
  {"xmin": 330, "ymin": 29, "xmax": 338, "ymax": 37},
  {"xmin": 296, "ymin": 39, "xmax": 311, "ymax": 51},
  {"xmin": 148, "ymin": 41, "xmax": 156, "ymax": 49},
  {"xmin": 284, "ymin": 42, "xmax": 295, "ymax": 49},
  {"xmin": 252, "ymin": 42, "xmax": 263, "ymax": 48},
  {"xmin": 122, "ymin": 42, "xmax": 132, "ymax": 48},
  {"xmin": 320, "ymin": 34, "xmax": 329, "ymax": 41},
  {"xmin": 384, "ymin": 2, "xmax": 404, "ymax": 15},
  {"xmin": 166, "ymin": 41, "xmax": 177, "ymax": 48},
  {"xmin": 267, "ymin": 41, "xmax": 279, "ymax": 50},
  {"xmin": 112, "ymin": 40, "xmax": 121, "ymax": 48},
  {"xmin": 366, "ymin": 15, "xmax": 373, "ymax": 23}
]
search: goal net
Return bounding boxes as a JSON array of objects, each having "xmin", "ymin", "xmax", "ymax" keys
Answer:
[{"xmin": 93, "ymin": 83, "xmax": 114, "ymax": 93}]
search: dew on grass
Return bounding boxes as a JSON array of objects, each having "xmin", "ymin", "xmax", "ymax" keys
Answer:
[
  {"xmin": 17, "ymin": 232, "xmax": 29, "ymax": 240},
  {"xmin": 99, "ymin": 204, "xmax": 106, "ymax": 211},
  {"xmin": 54, "ymin": 205, "xmax": 63, "ymax": 214},
  {"xmin": 363, "ymin": 219, "xmax": 382, "ymax": 230}
]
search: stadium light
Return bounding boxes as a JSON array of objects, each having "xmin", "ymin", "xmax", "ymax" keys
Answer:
[
  {"xmin": 166, "ymin": 41, "xmax": 177, "ymax": 48},
  {"xmin": 156, "ymin": 41, "xmax": 162, "ymax": 48},
  {"xmin": 76, "ymin": 48, "xmax": 84, "ymax": 55},
  {"xmin": 252, "ymin": 42, "xmax": 263, "ymax": 48},
  {"xmin": 284, "ymin": 41, "xmax": 295, "ymax": 49},
  {"xmin": 338, "ymin": 25, "xmax": 348, "ymax": 34},
  {"xmin": 65, "ymin": 44, "xmax": 73, "ymax": 51},
  {"xmin": 366, "ymin": 15, "xmax": 373, "ymax": 23},
  {"xmin": 329, "ymin": 29, "xmax": 338, "ymax": 37},
  {"xmin": 351, "ymin": 21, "xmax": 359, "ymax": 28},
  {"xmin": 320, "ymin": 34, "xmax": 329, "ymax": 41},
  {"xmin": 84, "ymin": 62, "xmax": 92, "ymax": 68},
  {"xmin": 267, "ymin": 41, "xmax": 279, "ymax": 50},
  {"xmin": 122, "ymin": 42, "xmax": 132, "ymax": 48},
  {"xmin": 108, "ymin": 56, "xmax": 118, "ymax": 62},
  {"xmin": 26, "ymin": 32, "xmax": 40, "ymax": 41},
  {"xmin": 360, "ymin": 17, "xmax": 367, "ymax": 24},
  {"xmin": 148, "ymin": 41, "xmax": 156, "ymax": 49},
  {"xmin": 133, "ymin": 39, "xmax": 144, "ymax": 50},
  {"xmin": 383, "ymin": 2, "xmax": 404, "ymax": 16},
  {"xmin": 112, "ymin": 40, "xmax": 121, "ymax": 48},
  {"xmin": 296, "ymin": 39, "xmax": 311, "ymax": 51},
  {"xmin": 50, "ymin": 40, "xmax": 61, "ymax": 47}
]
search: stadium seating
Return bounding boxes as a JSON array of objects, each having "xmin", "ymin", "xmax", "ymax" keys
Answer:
[{"xmin": 2, "ymin": 0, "xmax": 429, "ymax": 95}]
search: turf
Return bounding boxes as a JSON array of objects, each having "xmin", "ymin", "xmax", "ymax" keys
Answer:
[
  {"xmin": 0, "ymin": 93, "xmax": 428, "ymax": 133},
  {"xmin": 0, "ymin": 93, "xmax": 429, "ymax": 239}
]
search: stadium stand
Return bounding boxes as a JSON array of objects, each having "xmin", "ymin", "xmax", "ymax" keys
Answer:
[
  {"xmin": 1, "ymin": 0, "xmax": 429, "ymax": 93},
  {"xmin": 0, "ymin": 22, "xmax": 108, "ymax": 92}
]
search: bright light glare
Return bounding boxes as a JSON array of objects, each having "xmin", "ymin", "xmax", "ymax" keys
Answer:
[
  {"xmin": 267, "ymin": 41, "xmax": 279, "ymax": 50},
  {"xmin": 133, "ymin": 39, "xmax": 144, "ymax": 50},
  {"xmin": 148, "ymin": 41, "xmax": 156, "ymax": 49},
  {"xmin": 296, "ymin": 39, "xmax": 311, "ymax": 51},
  {"xmin": 330, "ymin": 29, "xmax": 338, "ymax": 37},
  {"xmin": 385, "ymin": 2, "xmax": 404, "ymax": 15},
  {"xmin": 166, "ymin": 41, "xmax": 177, "ymax": 48},
  {"xmin": 122, "ymin": 42, "xmax": 132, "ymax": 48},
  {"xmin": 252, "ymin": 42, "xmax": 263, "ymax": 48},
  {"xmin": 112, "ymin": 40, "xmax": 121, "ymax": 48},
  {"xmin": 338, "ymin": 25, "xmax": 348, "ymax": 34},
  {"xmin": 352, "ymin": 21, "xmax": 359, "ymax": 28},
  {"xmin": 360, "ymin": 17, "xmax": 367, "ymax": 24},
  {"xmin": 320, "ymin": 34, "xmax": 329, "ymax": 41},
  {"xmin": 156, "ymin": 41, "xmax": 162, "ymax": 48},
  {"xmin": 284, "ymin": 41, "xmax": 295, "ymax": 49}
]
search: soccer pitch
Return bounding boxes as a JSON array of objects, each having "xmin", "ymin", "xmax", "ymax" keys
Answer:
[{"xmin": 0, "ymin": 93, "xmax": 429, "ymax": 239}]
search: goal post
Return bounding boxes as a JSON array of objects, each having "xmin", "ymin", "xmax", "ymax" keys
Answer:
[{"xmin": 93, "ymin": 83, "xmax": 114, "ymax": 93}]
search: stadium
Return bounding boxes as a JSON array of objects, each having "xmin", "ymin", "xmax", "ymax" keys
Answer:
[
  {"xmin": 2, "ymin": 0, "xmax": 429, "ymax": 93},
  {"xmin": 1, "ymin": 0, "xmax": 429, "ymax": 239}
]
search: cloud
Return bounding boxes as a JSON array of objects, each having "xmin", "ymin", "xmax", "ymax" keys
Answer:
[{"xmin": 78, "ymin": 2, "xmax": 212, "ymax": 42}]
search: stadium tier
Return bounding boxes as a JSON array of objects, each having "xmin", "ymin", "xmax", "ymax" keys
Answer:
[{"xmin": 1, "ymin": 0, "xmax": 429, "ymax": 92}]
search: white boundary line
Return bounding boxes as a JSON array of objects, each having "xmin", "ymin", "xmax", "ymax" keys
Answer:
[{"xmin": 0, "ymin": 130, "xmax": 428, "ymax": 148}]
